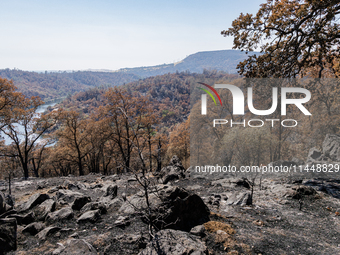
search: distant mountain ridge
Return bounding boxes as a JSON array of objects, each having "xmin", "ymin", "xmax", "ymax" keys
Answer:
[
  {"xmin": 117, "ymin": 50, "xmax": 258, "ymax": 78},
  {"xmin": 0, "ymin": 49, "xmax": 257, "ymax": 100}
]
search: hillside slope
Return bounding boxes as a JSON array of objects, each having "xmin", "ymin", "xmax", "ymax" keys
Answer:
[
  {"xmin": 117, "ymin": 50, "xmax": 258, "ymax": 78},
  {"xmin": 0, "ymin": 69, "xmax": 140, "ymax": 101}
]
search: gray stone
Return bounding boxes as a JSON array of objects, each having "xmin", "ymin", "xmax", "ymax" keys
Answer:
[
  {"xmin": 120, "ymin": 185, "xmax": 210, "ymax": 231},
  {"xmin": 59, "ymin": 239, "xmax": 97, "ymax": 255},
  {"xmin": 6, "ymin": 212, "xmax": 34, "ymax": 225},
  {"xmin": 226, "ymin": 192, "xmax": 252, "ymax": 206},
  {"xmin": 46, "ymin": 207, "xmax": 74, "ymax": 224},
  {"xmin": 138, "ymin": 229, "xmax": 207, "ymax": 255},
  {"xmin": 36, "ymin": 226, "xmax": 61, "ymax": 240},
  {"xmin": 104, "ymin": 184, "xmax": 117, "ymax": 198},
  {"xmin": 34, "ymin": 198, "xmax": 56, "ymax": 221},
  {"xmin": 20, "ymin": 193, "xmax": 50, "ymax": 212},
  {"xmin": 56, "ymin": 189, "xmax": 85, "ymax": 204},
  {"xmin": 0, "ymin": 218, "xmax": 17, "ymax": 254},
  {"xmin": 80, "ymin": 202, "xmax": 107, "ymax": 214},
  {"xmin": 114, "ymin": 216, "xmax": 130, "ymax": 228},
  {"xmin": 22, "ymin": 222, "xmax": 45, "ymax": 235},
  {"xmin": 190, "ymin": 224, "xmax": 206, "ymax": 237},
  {"xmin": 77, "ymin": 209, "xmax": 101, "ymax": 223},
  {"xmin": 323, "ymin": 134, "xmax": 340, "ymax": 161},
  {"xmin": 307, "ymin": 147, "xmax": 323, "ymax": 162},
  {"xmin": 156, "ymin": 155, "xmax": 186, "ymax": 184}
]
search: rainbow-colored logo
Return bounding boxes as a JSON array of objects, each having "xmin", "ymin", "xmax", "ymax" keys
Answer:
[{"xmin": 197, "ymin": 82, "xmax": 222, "ymax": 106}]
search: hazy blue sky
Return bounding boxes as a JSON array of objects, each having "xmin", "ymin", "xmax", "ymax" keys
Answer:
[{"xmin": 0, "ymin": 0, "xmax": 264, "ymax": 71}]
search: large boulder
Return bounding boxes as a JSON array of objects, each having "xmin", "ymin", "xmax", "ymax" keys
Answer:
[
  {"xmin": 77, "ymin": 209, "xmax": 101, "ymax": 223},
  {"xmin": 36, "ymin": 226, "xmax": 61, "ymax": 241},
  {"xmin": 0, "ymin": 218, "xmax": 17, "ymax": 254},
  {"xmin": 156, "ymin": 155, "xmax": 186, "ymax": 184},
  {"xmin": 138, "ymin": 229, "xmax": 207, "ymax": 255},
  {"xmin": 22, "ymin": 222, "xmax": 45, "ymax": 235},
  {"xmin": 46, "ymin": 207, "xmax": 74, "ymax": 224},
  {"xmin": 19, "ymin": 193, "xmax": 50, "ymax": 212},
  {"xmin": 120, "ymin": 185, "xmax": 210, "ymax": 231},
  {"xmin": 80, "ymin": 202, "xmax": 107, "ymax": 214},
  {"xmin": 34, "ymin": 199, "xmax": 56, "ymax": 221},
  {"xmin": 56, "ymin": 190, "xmax": 85, "ymax": 204},
  {"xmin": 71, "ymin": 196, "xmax": 91, "ymax": 211}
]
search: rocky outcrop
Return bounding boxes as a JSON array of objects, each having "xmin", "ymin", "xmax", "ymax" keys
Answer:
[
  {"xmin": 77, "ymin": 209, "xmax": 101, "ymax": 223},
  {"xmin": 46, "ymin": 207, "xmax": 74, "ymax": 224},
  {"xmin": 22, "ymin": 222, "xmax": 45, "ymax": 235},
  {"xmin": 138, "ymin": 229, "xmax": 207, "ymax": 255},
  {"xmin": 56, "ymin": 190, "xmax": 85, "ymax": 204},
  {"xmin": 34, "ymin": 198, "xmax": 56, "ymax": 221},
  {"xmin": 71, "ymin": 196, "xmax": 91, "ymax": 210},
  {"xmin": 120, "ymin": 185, "xmax": 210, "ymax": 231},
  {"xmin": 155, "ymin": 155, "xmax": 186, "ymax": 184},
  {"xmin": 36, "ymin": 226, "xmax": 61, "ymax": 241},
  {"xmin": 19, "ymin": 193, "xmax": 50, "ymax": 212}
]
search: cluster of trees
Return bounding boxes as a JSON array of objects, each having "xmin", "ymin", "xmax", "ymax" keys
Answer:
[{"xmin": 191, "ymin": 0, "xmax": 340, "ymax": 167}]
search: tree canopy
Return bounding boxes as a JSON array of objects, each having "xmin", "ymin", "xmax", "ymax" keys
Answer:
[{"xmin": 222, "ymin": 0, "xmax": 340, "ymax": 78}]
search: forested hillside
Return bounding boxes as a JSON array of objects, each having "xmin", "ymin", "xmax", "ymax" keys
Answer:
[
  {"xmin": 0, "ymin": 69, "xmax": 140, "ymax": 101},
  {"xmin": 57, "ymin": 71, "xmax": 239, "ymax": 127},
  {"xmin": 118, "ymin": 50, "xmax": 258, "ymax": 78}
]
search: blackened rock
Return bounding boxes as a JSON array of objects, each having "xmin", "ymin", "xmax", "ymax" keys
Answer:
[
  {"xmin": 6, "ymin": 212, "xmax": 34, "ymax": 225},
  {"xmin": 46, "ymin": 207, "xmax": 74, "ymax": 224},
  {"xmin": 19, "ymin": 193, "xmax": 50, "ymax": 212},
  {"xmin": 226, "ymin": 192, "xmax": 252, "ymax": 206},
  {"xmin": 0, "ymin": 218, "xmax": 17, "ymax": 254},
  {"xmin": 291, "ymin": 186, "xmax": 317, "ymax": 199},
  {"xmin": 138, "ymin": 229, "xmax": 207, "ymax": 255},
  {"xmin": 36, "ymin": 226, "xmax": 61, "ymax": 241},
  {"xmin": 156, "ymin": 155, "xmax": 186, "ymax": 184},
  {"xmin": 56, "ymin": 190, "xmax": 84, "ymax": 204},
  {"xmin": 114, "ymin": 216, "xmax": 130, "ymax": 228},
  {"xmin": 71, "ymin": 196, "xmax": 91, "ymax": 211},
  {"xmin": 104, "ymin": 184, "xmax": 117, "ymax": 198},
  {"xmin": 22, "ymin": 222, "xmax": 45, "ymax": 235},
  {"xmin": 120, "ymin": 185, "xmax": 210, "ymax": 232},
  {"xmin": 77, "ymin": 209, "xmax": 101, "ymax": 223},
  {"xmin": 34, "ymin": 199, "xmax": 56, "ymax": 221},
  {"xmin": 80, "ymin": 202, "xmax": 107, "ymax": 214}
]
